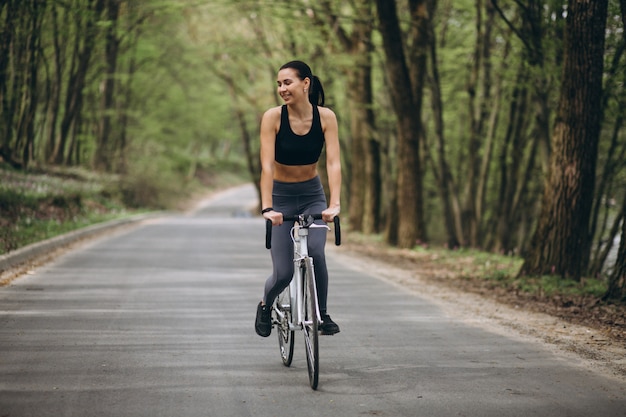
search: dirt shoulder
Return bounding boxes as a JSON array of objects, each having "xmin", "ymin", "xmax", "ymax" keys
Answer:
[{"xmin": 332, "ymin": 235, "xmax": 626, "ymax": 382}]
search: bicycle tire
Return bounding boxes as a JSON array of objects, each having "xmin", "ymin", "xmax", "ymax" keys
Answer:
[
  {"xmin": 274, "ymin": 285, "xmax": 295, "ymax": 366},
  {"xmin": 302, "ymin": 259, "xmax": 320, "ymax": 390}
]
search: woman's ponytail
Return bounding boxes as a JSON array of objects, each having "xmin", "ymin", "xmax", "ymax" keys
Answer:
[{"xmin": 309, "ymin": 75, "xmax": 325, "ymax": 107}]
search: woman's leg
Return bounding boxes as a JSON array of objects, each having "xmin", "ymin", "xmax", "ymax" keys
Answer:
[
  {"xmin": 262, "ymin": 182, "xmax": 298, "ymax": 307},
  {"xmin": 256, "ymin": 183, "xmax": 297, "ymax": 337},
  {"xmin": 263, "ymin": 220, "xmax": 294, "ymax": 306}
]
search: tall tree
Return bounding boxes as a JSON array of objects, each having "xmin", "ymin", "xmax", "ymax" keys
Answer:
[
  {"xmin": 488, "ymin": 0, "xmax": 565, "ymax": 254},
  {"xmin": 0, "ymin": 0, "xmax": 23, "ymax": 167},
  {"xmin": 316, "ymin": 0, "xmax": 380, "ymax": 234},
  {"xmin": 461, "ymin": 0, "xmax": 495, "ymax": 247},
  {"xmin": 44, "ymin": 2, "xmax": 66, "ymax": 163},
  {"xmin": 93, "ymin": 0, "xmax": 121, "ymax": 171},
  {"xmin": 424, "ymin": 0, "xmax": 462, "ymax": 249},
  {"xmin": 376, "ymin": 0, "xmax": 428, "ymax": 248},
  {"xmin": 19, "ymin": 0, "xmax": 46, "ymax": 168},
  {"xmin": 51, "ymin": 0, "xmax": 105, "ymax": 165},
  {"xmin": 587, "ymin": 0, "xmax": 626, "ymax": 276},
  {"xmin": 603, "ymin": 192, "xmax": 626, "ymax": 301},
  {"xmin": 520, "ymin": 0, "xmax": 609, "ymax": 281}
]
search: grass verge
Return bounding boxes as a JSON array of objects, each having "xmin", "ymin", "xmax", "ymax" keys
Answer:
[{"xmin": 0, "ymin": 163, "xmax": 247, "ymax": 255}]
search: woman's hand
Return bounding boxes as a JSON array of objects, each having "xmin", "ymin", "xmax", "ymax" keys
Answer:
[
  {"xmin": 263, "ymin": 210, "xmax": 284, "ymax": 226},
  {"xmin": 322, "ymin": 205, "xmax": 340, "ymax": 223}
]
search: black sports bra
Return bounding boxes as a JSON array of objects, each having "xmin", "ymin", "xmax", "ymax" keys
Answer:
[{"xmin": 275, "ymin": 105, "xmax": 324, "ymax": 166}]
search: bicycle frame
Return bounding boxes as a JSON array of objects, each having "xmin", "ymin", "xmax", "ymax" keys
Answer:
[{"xmin": 289, "ymin": 220, "xmax": 323, "ymax": 331}]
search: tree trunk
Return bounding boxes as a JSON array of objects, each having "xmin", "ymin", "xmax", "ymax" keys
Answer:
[
  {"xmin": 348, "ymin": 15, "xmax": 379, "ymax": 234},
  {"xmin": 21, "ymin": 0, "xmax": 45, "ymax": 168},
  {"xmin": 462, "ymin": 0, "xmax": 495, "ymax": 247},
  {"xmin": 492, "ymin": 63, "xmax": 530, "ymax": 253},
  {"xmin": 45, "ymin": 3, "xmax": 64, "ymax": 163},
  {"xmin": 53, "ymin": 0, "xmax": 105, "ymax": 165},
  {"xmin": 116, "ymin": 3, "xmax": 142, "ymax": 175},
  {"xmin": 603, "ymin": 193, "xmax": 626, "ymax": 301},
  {"xmin": 347, "ymin": 72, "xmax": 366, "ymax": 232},
  {"xmin": 426, "ymin": 0, "xmax": 461, "ymax": 248},
  {"xmin": 520, "ymin": 0, "xmax": 608, "ymax": 281},
  {"xmin": 587, "ymin": 0, "xmax": 626, "ymax": 275},
  {"xmin": 94, "ymin": 0, "xmax": 120, "ymax": 171},
  {"xmin": 589, "ymin": 111, "xmax": 626, "ymax": 276},
  {"xmin": 0, "ymin": 0, "xmax": 15, "ymax": 154},
  {"xmin": 489, "ymin": 0, "xmax": 557, "ymax": 254},
  {"xmin": 314, "ymin": 0, "xmax": 380, "ymax": 234},
  {"xmin": 376, "ymin": 0, "xmax": 427, "ymax": 248},
  {"xmin": 0, "ymin": 0, "xmax": 22, "ymax": 168}
]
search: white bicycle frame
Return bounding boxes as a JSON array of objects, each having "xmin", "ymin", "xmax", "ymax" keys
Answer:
[{"xmin": 287, "ymin": 221, "xmax": 329, "ymax": 331}]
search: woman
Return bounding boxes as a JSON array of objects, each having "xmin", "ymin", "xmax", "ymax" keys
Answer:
[{"xmin": 255, "ymin": 60, "xmax": 342, "ymax": 337}]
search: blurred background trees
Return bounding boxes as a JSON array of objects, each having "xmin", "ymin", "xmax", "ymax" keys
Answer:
[{"xmin": 1, "ymin": 0, "xmax": 625, "ymax": 300}]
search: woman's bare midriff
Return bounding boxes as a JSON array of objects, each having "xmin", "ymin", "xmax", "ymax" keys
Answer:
[{"xmin": 273, "ymin": 162, "xmax": 318, "ymax": 182}]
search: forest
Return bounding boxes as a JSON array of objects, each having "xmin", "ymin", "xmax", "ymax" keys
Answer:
[{"xmin": 1, "ymin": 0, "xmax": 625, "ymax": 302}]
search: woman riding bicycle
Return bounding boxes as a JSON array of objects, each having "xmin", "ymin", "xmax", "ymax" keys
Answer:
[{"xmin": 255, "ymin": 60, "xmax": 342, "ymax": 337}]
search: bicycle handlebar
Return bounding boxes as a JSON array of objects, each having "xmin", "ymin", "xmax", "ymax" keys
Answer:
[{"xmin": 265, "ymin": 214, "xmax": 341, "ymax": 249}]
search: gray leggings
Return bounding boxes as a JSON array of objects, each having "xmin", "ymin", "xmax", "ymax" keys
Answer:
[{"xmin": 263, "ymin": 176, "xmax": 329, "ymax": 314}]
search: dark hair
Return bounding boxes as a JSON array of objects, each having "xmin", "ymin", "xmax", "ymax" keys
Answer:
[{"xmin": 279, "ymin": 60, "xmax": 325, "ymax": 106}]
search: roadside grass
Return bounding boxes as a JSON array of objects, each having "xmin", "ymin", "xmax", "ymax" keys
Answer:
[
  {"xmin": 411, "ymin": 245, "xmax": 608, "ymax": 300},
  {"xmin": 0, "ymin": 164, "xmax": 247, "ymax": 255},
  {"xmin": 346, "ymin": 232, "xmax": 609, "ymax": 302},
  {"xmin": 1, "ymin": 166, "xmax": 131, "ymax": 254}
]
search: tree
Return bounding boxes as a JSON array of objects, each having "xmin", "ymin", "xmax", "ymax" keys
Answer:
[
  {"xmin": 314, "ymin": 0, "xmax": 380, "ymax": 234},
  {"xmin": 604, "ymin": 193, "xmax": 626, "ymax": 301},
  {"xmin": 375, "ymin": 0, "xmax": 428, "ymax": 248},
  {"xmin": 423, "ymin": 0, "xmax": 462, "ymax": 249},
  {"xmin": 51, "ymin": 0, "xmax": 105, "ymax": 165},
  {"xmin": 588, "ymin": 0, "xmax": 626, "ymax": 277},
  {"xmin": 93, "ymin": 0, "xmax": 121, "ymax": 171},
  {"xmin": 520, "ymin": 0, "xmax": 609, "ymax": 281}
]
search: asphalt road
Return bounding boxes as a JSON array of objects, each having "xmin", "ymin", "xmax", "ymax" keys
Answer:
[{"xmin": 1, "ymin": 184, "xmax": 625, "ymax": 417}]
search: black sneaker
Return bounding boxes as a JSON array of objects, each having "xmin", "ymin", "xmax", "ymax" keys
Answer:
[
  {"xmin": 255, "ymin": 302, "xmax": 272, "ymax": 337},
  {"xmin": 320, "ymin": 314, "xmax": 340, "ymax": 335}
]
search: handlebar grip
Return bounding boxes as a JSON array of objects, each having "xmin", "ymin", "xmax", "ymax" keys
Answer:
[
  {"xmin": 334, "ymin": 216, "xmax": 341, "ymax": 246},
  {"xmin": 265, "ymin": 219, "xmax": 272, "ymax": 249}
]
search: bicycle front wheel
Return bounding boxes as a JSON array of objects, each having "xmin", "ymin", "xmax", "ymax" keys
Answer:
[
  {"xmin": 302, "ymin": 259, "xmax": 320, "ymax": 390},
  {"xmin": 274, "ymin": 285, "xmax": 295, "ymax": 366}
]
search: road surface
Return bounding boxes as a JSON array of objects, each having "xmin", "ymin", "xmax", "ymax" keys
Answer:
[{"xmin": 1, "ymin": 184, "xmax": 625, "ymax": 416}]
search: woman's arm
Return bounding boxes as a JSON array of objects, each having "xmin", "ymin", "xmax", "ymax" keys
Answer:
[
  {"xmin": 320, "ymin": 107, "xmax": 341, "ymax": 222},
  {"xmin": 259, "ymin": 107, "xmax": 283, "ymax": 225}
]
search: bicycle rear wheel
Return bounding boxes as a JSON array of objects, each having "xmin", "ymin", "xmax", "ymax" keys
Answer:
[
  {"xmin": 302, "ymin": 259, "xmax": 320, "ymax": 390},
  {"xmin": 274, "ymin": 286, "xmax": 294, "ymax": 366}
]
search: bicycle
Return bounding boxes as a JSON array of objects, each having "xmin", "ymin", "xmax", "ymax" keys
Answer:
[{"xmin": 265, "ymin": 214, "xmax": 341, "ymax": 390}]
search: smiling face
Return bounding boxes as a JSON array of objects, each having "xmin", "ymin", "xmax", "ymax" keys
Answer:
[{"xmin": 276, "ymin": 68, "xmax": 310, "ymax": 105}]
